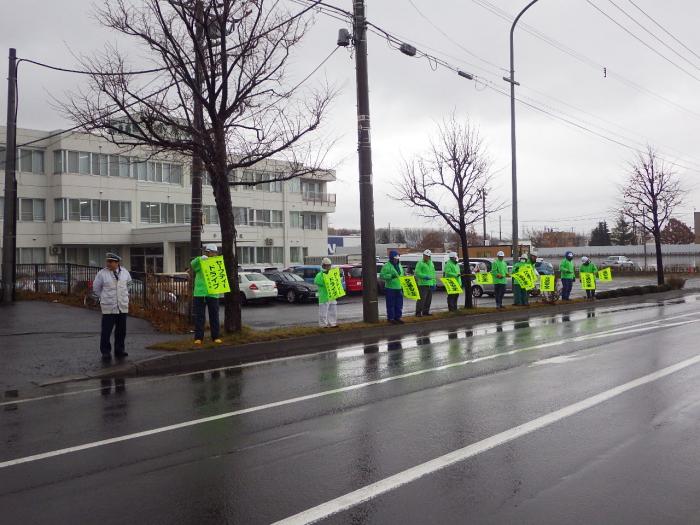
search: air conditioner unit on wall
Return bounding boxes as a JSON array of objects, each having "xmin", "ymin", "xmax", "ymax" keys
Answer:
[
  {"xmin": 264, "ymin": 238, "xmax": 273, "ymax": 246},
  {"xmin": 49, "ymin": 246, "xmax": 63, "ymax": 256}
]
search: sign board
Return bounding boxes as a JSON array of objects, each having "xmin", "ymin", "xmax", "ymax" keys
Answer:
[
  {"xmin": 201, "ymin": 256, "xmax": 230, "ymax": 294},
  {"xmin": 441, "ymin": 277, "xmax": 463, "ymax": 295},
  {"xmin": 399, "ymin": 275, "xmax": 421, "ymax": 300}
]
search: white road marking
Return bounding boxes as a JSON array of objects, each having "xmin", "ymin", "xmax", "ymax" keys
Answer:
[
  {"xmin": 530, "ymin": 355, "xmax": 584, "ymax": 366},
  {"xmin": 273, "ymin": 351, "xmax": 700, "ymax": 525},
  {"xmin": 1, "ymin": 316, "xmax": 697, "ymax": 470},
  {"xmin": 3, "ymin": 309, "xmax": 697, "ymax": 408}
]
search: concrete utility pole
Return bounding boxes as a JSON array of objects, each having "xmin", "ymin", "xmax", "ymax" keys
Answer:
[
  {"xmin": 480, "ymin": 189, "xmax": 487, "ymax": 244},
  {"xmin": 2, "ymin": 48, "xmax": 18, "ymax": 303},
  {"xmin": 190, "ymin": 0, "xmax": 204, "ymax": 260},
  {"xmin": 352, "ymin": 0, "xmax": 379, "ymax": 323},
  {"xmin": 505, "ymin": 0, "xmax": 540, "ymax": 263}
]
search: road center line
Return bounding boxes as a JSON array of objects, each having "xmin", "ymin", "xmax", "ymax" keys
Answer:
[
  {"xmin": 273, "ymin": 351, "xmax": 700, "ymax": 525},
  {"xmin": 1, "ymin": 317, "xmax": 697, "ymax": 469}
]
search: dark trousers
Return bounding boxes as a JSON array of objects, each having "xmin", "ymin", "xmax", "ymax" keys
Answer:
[
  {"xmin": 447, "ymin": 293, "xmax": 459, "ymax": 311},
  {"xmin": 561, "ymin": 278, "xmax": 574, "ymax": 300},
  {"xmin": 494, "ymin": 283, "xmax": 506, "ymax": 307},
  {"xmin": 194, "ymin": 296, "xmax": 220, "ymax": 340},
  {"xmin": 586, "ymin": 289, "xmax": 596, "ymax": 299},
  {"xmin": 513, "ymin": 284, "xmax": 529, "ymax": 305},
  {"xmin": 385, "ymin": 288, "xmax": 404, "ymax": 320},
  {"xmin": 101, "ymin": 313, "xmax": 127, "ymax": 355},
  {"xmin": 416, "ymin": 286, "xmax": 433, "ymax": 315}
]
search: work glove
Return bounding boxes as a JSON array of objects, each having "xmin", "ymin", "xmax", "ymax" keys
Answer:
[{"xmin": 201, "ymin": 255, "xmax": 208, "ymax": 260}]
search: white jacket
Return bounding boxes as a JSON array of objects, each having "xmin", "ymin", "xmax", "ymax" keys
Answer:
[{"xmin": 93, "ymin": 267, "xmax": 132, "ymax": 314}]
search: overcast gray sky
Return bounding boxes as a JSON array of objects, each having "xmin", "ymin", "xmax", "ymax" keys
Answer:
[{"xmin": 2, "ymin": 0, "xmax": 699, "ymax": 238}]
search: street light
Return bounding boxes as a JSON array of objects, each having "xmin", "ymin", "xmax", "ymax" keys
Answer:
[{"xmin": 504, "ymin": 0, "xmax": 540, "ymax": 263}]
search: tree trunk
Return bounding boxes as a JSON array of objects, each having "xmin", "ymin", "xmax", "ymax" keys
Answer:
[
  {"xmin": 653, "ymin": 229, "xmax": 665, "ymax": 285},
  {"xmin": 460, "ymin": 230, "xmax": 473, "ymax": 309},
  {"xmin": 211, "ymin": 149, "xmax": 242, "ymax": 333}
]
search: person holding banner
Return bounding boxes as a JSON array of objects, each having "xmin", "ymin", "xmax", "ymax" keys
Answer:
[
  {"xmin": 314, "ymin": 258, "xmax": 339, "ymax": 328},
  {"xmin": 191, "ymin": 244, "xmax": 222, "ymax": 345},
  {"xmin": 415, "ymin": 250, "xmax": 436, "ymax": 316},
  {"xmin": 512, "ymin": 254, "xmax": 529, "ymax": 306},
  {"xmin": 559, "ymin": 251, "xmax": 576, "ymax": 301},
  {"xmin": 492, "ymin": 250, "xmax": 509, "ymax": 309},
  {"xmin": 444, "ymin": 252, "xmax": 462, "ymax": 312},
  {"xmin": 380, "ymin": 251, "xmax": 406, "ymax": 324},
  {"xmin": 580, "ymin": 256, "xmax": 598, "ymax": 300}
]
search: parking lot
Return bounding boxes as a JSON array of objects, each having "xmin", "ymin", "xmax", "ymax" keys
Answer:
[{"xmin": 238, "ymin": 275, "xmax": 694, "ymax": 329}]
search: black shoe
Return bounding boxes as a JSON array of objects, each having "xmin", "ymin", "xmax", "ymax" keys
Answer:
[
  {"xmin": 424, "ymin": 313, "xmax": 433, "ymax": 316},
  {"xmin": 114, "ymin": 352, "xmax": 129, "ymax": 359},
  {"xmin": 388, "ymin": 319, "xmax": 398, "ymax": 325},
  {"xmin": 101, "ymin": 354, "xmax": 112, "ymax": 362},
  {"xmin": 396, "ymin": 319, "xmax": 405, "ymax": 324},
  {"xmin": 415, "ymin": 313, "xmax": 422, "ymax": 317}
]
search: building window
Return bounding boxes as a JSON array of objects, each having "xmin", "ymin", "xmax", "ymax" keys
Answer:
[
  {"xmin": 287, "ymin": 178, "xmax": 301, "ymax": 193},
  {"xmin": 140, "ymin": 201, "xmax": 190, "ymax": 224},
  {"xmin": 289, "ymin": 212, "xmax": 322, "ymax": 230},
  {"xmin": 233, "ymin": 207, "xmax": 248, "ymax": 225},
  {"xmin": 16, "ymin": 247, "xmax": 46, "ymax": 264},
  {"xmin": 55, "ymin": 198, "xmax": 130, "ymax": 223},
  {"xmin": 19, "ymin": 198, "xmax": 45, "ymax": 222},
  {"xmin": 256, "ymin": 246, "xmax": 272, "ymax": 263},
  {"xmin": 17, "ymin": 149, "xmax": 45, "ymax": 174},
  {"xmin": 203, "ymin": 205, "xmax": 219, "ymax": 225},
  {"xmin": 236, "ymin": 246, "xmax": 254, "ymax": 264},
  {"xmin": 290, "ymin": 246, "xmax": 302, "ymax": 263},
  {"xmin": 273, "ymin": 247, "xmax": 284, "ymax": 263}
]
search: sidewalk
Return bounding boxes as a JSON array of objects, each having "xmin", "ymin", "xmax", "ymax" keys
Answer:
[{"xmin": 0, "ymin": 301, "xmax": 172, "ymax": 393}]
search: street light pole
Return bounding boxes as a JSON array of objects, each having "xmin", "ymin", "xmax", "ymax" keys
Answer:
[
  {"xmin": 505, "ymin": 0, "xmax": 539, "ymax": 262},
  {"xmin": 2, "ymin": 48, "xmax": 18, "ymax": 303}
]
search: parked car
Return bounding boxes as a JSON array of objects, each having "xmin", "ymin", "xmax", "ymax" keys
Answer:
[
  {"xmin": 240, "ymin": 265, "xmax": 281, "ymax": 274},
  {"xmin": 376, "ymin": 262, "xmax": 387, "ymax": 295},
  {"xmin": 338, "ymin": 264, "xmax": 363, "ymax": 293},
  {"xmin": 470, "ymin": 260, "xmax": 515, "ymax": 298},
  {"xmin": 398, "ymin": 253, "xmax": 454, "ymax": 288},
  {"xmin": 263, "ymin": 271, "xmax": 318, "ymax": 303},
  {"xmin": 535, "ymin": 260, "xmax": 554, "ymax": 275},
  {"xmin": 289, "ymin": 264, "xmax": 348, "ymax": 290},
  {"xmin": 603, "ymin": 255, "xmax": 638, "ymax": 270},
  {"xmin": 238, "ymin": 272, "xmax": 277, "ymax": 304}
]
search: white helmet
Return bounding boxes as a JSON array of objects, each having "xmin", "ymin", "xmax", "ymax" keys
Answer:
[
  {"xmin": 496, "ymin": 250, "xmax": 505, "ymax": 257},
  {"xmin": 423, "ymin": 249, "xmax": 432, "ymax": 257},
  {"xmin": 519, "ymin": 254, "xmax": 527, "ymax": 261},
  {"xmin": 203, "ymin": 243, "xmax": 218, "ymax": 253},
  {"xmin": 448, "ymin": 251, "xmax": 458, "ymax": 259},
  {"xmin": 321, "ymin": 257, "xmax": 332, "ymax": 265},
  {"xmin": 582, "ymin": 256, "xmax": 590, "ymax": 263}
]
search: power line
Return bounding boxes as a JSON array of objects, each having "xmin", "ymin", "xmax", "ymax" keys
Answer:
[{"xmin": 17, "ymin": 58, "xmax": 168, "ymax": 76}]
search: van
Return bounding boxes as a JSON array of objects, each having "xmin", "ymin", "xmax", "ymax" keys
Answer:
[{"xmin": 397, "ymin": 253, "xmax": 454, "ymax": 288}]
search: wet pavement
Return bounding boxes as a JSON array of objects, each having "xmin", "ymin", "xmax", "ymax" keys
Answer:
[{"xmin": 2, "ymin": 295, "xmax": 700, "ymax": 523}]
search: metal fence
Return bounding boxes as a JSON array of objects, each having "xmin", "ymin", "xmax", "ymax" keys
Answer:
[{"xmin": 14, "ymin": 263, "xmax": 192, "ymax": 328}]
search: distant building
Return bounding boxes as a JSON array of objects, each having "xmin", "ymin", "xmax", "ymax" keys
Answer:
[
  {"xmin": 1, "ymin": 127, "xmax": 336, "ymax": 272},
  {"xmin": 540, "ymin": 230, "xmax": 577, "ymax": 248},
  {"xmin": 695, "ymin": 212, "xmax": 700, "ymax": 244}
]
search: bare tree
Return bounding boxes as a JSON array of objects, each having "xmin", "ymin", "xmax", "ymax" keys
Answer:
[
  {"xmin": 621, "ymin": 146, "xmax": 683, "ymax": 284},
  {"xmin": 394, "ymin": 115, "xmax": 500, "ymax": 308},
  {"xmin": 62, "ymin": 0, "xmax": 335, "ymax": 332}
]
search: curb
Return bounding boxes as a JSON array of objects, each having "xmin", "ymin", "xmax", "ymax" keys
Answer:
[{"xmin": 91, "ymin": 288, "xmax": 699, "ymax": 380}]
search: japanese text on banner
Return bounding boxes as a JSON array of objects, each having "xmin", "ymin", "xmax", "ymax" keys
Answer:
[
  {"xmin": 598, "ymin": 267, "xmax": 613, "ymax": 282},
  {"xmin": 539, "ymin": 275, "xmax": 555, "ymax": 292},
  {"xmin": 581, "ymin": 272, "xmax": 596, "ymax": 290},
  {"xmin": 201, "ymin": 256, "xmax": 230, "ymax": 294},
  {"xmin": 522, "ymin": 265, "xmax": 536, "ymax": 283},
  {"xmin": 441, "ymin": 277, "xmax": 463, "ymax": 295},
  {"xmin": 475, "ymin": 272, "xmax": 494, "ymax": 285},
  {"xmin": 323, "ymin": 268, "xmax": 346, "ymax": 300},
  {"xmin": 399, "ymin": 276, "xmax": 421, "ymax": 300},
  {"xmin": 514, "ymin": 270, "xmax": 535, "ymax": 290}
]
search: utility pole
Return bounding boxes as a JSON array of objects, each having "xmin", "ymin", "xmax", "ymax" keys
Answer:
[
  {"xmin": 499, "ymin": 215, "xmax": 502, "ymax": 244},
  {"xmin": 2, "ymin": 48, "xmax": 18, "ymax": 304},
  {"xmin": 352, "ymin": 0, "xmax": 379, "ymax": 323},
  {"xmin": 480, "ymin": 189, "xmax": 487, "ymax": 244},
  {"xmin": 505, "ymin": 0, "xmax": 539, "ymax": 263},
  {"xmin": 190, "ymin": 0, "xmax": 204, "ymax": 260}
]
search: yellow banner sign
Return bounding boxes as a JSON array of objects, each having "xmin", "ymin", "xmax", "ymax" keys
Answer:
[
  {"xmin": 521, "ymin": 265, "xmax": 536, "ymax": 283},
  {"xmin": 475, "ymin": 272, "xmax": 494, "ymax": 285},
  {"xmin": 540, "ymin": 274, "xmax": 555, "ymax": 292},
  {"xmin": 201, "ymin": 256, "xmax": 230, "ymax": 294},
  {"xmin": 399, "ymin": 275, "xmax": 421, "ymax": 301},
  {"xmin": 513, "ymin": 270, "xmax": 535, "ymax": 290},
  {"xmin": 581, "ymin": 272, "xmax": 596, "ymax": 290},
  {"xmin": 323, "ymin": 267, "xmax": 346, "ymax": 301},
  {"xmin": 441, "ymin": 277, "xmax": 463, "ymax": 295},
  {"xmin": 598, "ymin": 267, "xmax": 613, "ymax": 282}
]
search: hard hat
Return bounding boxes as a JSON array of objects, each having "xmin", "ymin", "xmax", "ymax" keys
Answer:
[
  {"xmin": 582, "ymin": 256, "xmax": 590, "ymax": 263},
  {"xmin": 536, "ymin": 257, "xmax": 543, "ymax": 263},
  {"xmin": 566, "ymin": 251, "xmax": 574, "ymax": 257},
  {"xmin": 496, "ymin": 250, "xmax": 505, "ymax": 257},
  {"xmin": 321, "ymin": 257, "xmax": 332, "ymax": 265},
  {"xmin": 423, "ymin": 249, "xmax": 432, "ymax": 257},
  {"xmin": 448, "ymin": 251, "xmax": 458, "ymax": 259},
  {"xmin": 204, "ymin": 243, "xmax": 218, "ymax": 252},
  {"xmin": 105, "ymin": 252, "xmax": 121, "ymax": 262},
  {"xmin": 530, "ymin": 250, "xmax": 538, "ymax": 256},
  {"xmin": 519, "ymin": 254, "xmax": 527, "ymax": 261}
]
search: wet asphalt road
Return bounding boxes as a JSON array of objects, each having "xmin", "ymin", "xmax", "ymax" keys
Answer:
[{"xmin": 3, "ymin": 295, "xmax": 700, "ymax": 523}]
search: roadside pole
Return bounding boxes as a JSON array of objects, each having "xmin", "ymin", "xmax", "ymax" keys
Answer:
[{"xmin": 1, "ymin": 48, "xmax": 18, "ymax": 303}]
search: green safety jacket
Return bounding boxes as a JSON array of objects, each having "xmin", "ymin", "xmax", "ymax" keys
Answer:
[
  {"xmin": 191, "ymin": 256, "xmax": 219, "ymax": 298},
  {"xmin": 560, "ymin": 258, "xmax": 575, "ymax": 279},
  {"xmin": 314, "ymin": 271, "xmax": 330, "ymax": 304},
  {"xmin": 415, "ymin": 259, "xmax": 437, "ymax": 287},
  {"xmin": 443, "ymin": 260, "xmax": 461, "ymax": 280},
  {"xmin": 379, "ymin": 261, "xmax": 405, "ymax": 290},
  {"xmin": 579, "ymin": 262, "xmax": 598, "ymax": 277},
  {"xmin": 491, "ymin": 259, "xmax": 508, "ymax": 285}
]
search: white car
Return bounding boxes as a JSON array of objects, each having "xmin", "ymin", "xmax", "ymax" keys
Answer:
[
  {"xmin": 239, "ymin": 272, "xmax": 277, "ymax": 304},
  {"xmin": 604, "ymin": 256, "xmax": 638, "ymax": 270}
]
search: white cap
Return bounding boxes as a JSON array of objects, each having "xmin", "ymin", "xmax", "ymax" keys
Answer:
[
  {"xmin": 519, "ymin": 254, "xmax": 527, "ymax": 260},
  {"xmin": 582, "ymin": 256, "xmax": 590, "ymax": 263},
  {"xmin": 448, "ymin": 251, "xmax": 458, "ymax": 259},
  {"xmin": 496, "ymin": 250, "xmax": 505, "ymax": 257},
  {"xmin": 321, "ymin": 257, "xmax": 332, "ymax": 265},
  {"xmin": 204, "ymin": 244, "xmax": 218, "ymax": 252},
  {"xmin": 423, "ymin": 249, "xmax": 432, "ymax": 256}
]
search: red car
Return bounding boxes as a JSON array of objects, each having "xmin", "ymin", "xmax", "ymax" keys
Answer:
[{"xmin": 338, "ymin": 264, "xmax": 363, "ymax": 293}]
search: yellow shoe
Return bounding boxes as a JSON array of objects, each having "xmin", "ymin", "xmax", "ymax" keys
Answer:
[
  {"xmin": 214, "ymin": 338, "xmax": 223, "ymax": 344},
  {"xmin": 194, "ymin": 339, "xmax": 203, "ymax": 345}
]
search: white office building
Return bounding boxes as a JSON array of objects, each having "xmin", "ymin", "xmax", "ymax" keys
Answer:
[{"xmin": 0, "ymin": 127, "xmax": 336, "ymax": 273}]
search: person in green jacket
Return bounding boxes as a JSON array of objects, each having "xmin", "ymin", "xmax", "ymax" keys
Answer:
[
  {"xmin": 512, "ymin": 254, "xmax": 529, "ymax": 306},
  {"xmin": 314, "ymin": 257, "xmax": 337, "ymax": 328},
  {"xmin": 380, "ymin": 250, "xmax": 405, "ymax": 324},
  {"xmin": 415, "ymin": 249, "xmax": 437, "ymax": 316},
  {"xmin": 191, "ymin": 244, "xmax": 222, "ymax": 344},
  {"xmin": 491, "ymin": 250, "xmax": 509, "ymax": 309},
  {"xmin": 559, "ymin": 251, "xmax": 576, "ymax": 300},
  {"xmin": 580, "ymin": 256, "xmax": 598, "ymax": 300},
  {"xmin": 444, "ymin": 251, "xmax": 462, "ymax": 312}
]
